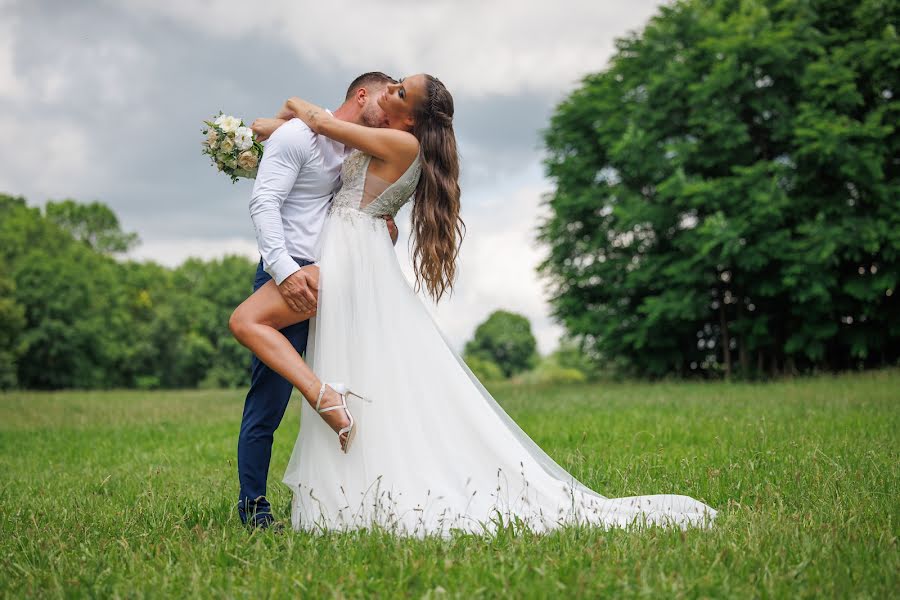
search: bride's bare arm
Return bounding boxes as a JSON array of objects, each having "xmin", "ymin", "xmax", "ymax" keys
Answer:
[{"xmin": 283, "ymin": 96, "xmax": 419, "ymax": 167}]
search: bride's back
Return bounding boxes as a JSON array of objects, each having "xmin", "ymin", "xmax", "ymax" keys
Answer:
[{"xmin": 331, "ymin": 149, "xmax": 421, "ymax": 219}]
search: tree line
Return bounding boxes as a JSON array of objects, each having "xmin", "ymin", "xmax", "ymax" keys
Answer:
[
  {"xmin": 540, "ymin": 0, "xmax": 898, "ymax": 378},
  {"xmin": 0, "ymin": 194, "xmax": 588, "ymax": 390},
  {"xmin": 0, "ymin": 195, "xmax": 255, "ymax": 390}
]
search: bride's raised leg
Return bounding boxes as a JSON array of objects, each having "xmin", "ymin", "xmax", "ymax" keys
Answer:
[{"xmin": 229, "ymin": 268, "xmax": 353, "ymax": 448}]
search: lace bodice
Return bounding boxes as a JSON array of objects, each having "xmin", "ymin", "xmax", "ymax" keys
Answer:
[{"xmin": 331, "ymin": 150, "xmax": 421, "ymax": 218}]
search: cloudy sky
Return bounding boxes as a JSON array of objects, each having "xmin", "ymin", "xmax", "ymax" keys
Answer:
[{"xmin": 0, "ymin": 0, "xmax": 663, "ymax": 353}]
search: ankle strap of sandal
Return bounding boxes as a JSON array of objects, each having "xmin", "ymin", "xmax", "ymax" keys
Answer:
[{"xmin": 315, "ymin": 383, "xmax": 328, "ymax": 412}]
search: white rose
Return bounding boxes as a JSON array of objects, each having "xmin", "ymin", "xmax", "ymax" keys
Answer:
[
  {"xmin": 205, "ymin": 129, "xmax": 218, "ymax": 147},
  {"xmin": 215, "ymin": 115, "xmax": 240, "ymax": 133},
  {"xmin": 237, "ymin": 150, "xmax": 258, "ymax": 170},
  {"xmin": 219, "ymin": 136, "xmax": 235, "ymax": 153},
  {"xmin": 234, "ymin": 127, "xmax": 253, "ymax": 151}
]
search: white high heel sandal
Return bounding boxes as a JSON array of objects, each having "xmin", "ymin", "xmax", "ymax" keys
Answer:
[{"xmin": 315, "ymin": 383, "xmax": 368, "ymax": 454}]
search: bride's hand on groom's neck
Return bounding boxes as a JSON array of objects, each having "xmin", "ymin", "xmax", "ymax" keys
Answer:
[{"xmin": 276, "ymin": 105, "xmax": 296, "ymax": 121}]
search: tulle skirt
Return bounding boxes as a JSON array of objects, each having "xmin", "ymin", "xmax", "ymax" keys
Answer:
[{"xmin": 282, "ymin": 207, "xmax": 717, "ymax": 537}]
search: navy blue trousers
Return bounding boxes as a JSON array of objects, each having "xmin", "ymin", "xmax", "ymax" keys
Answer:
[{"xmin": 237, "ymin": 258, "xmax": 311, "ymax": 525}]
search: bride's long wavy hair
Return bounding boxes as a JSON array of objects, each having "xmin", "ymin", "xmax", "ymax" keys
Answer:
[{"xmin": 410, "ymin": 75, "xmax": 464, "ymax": 302}]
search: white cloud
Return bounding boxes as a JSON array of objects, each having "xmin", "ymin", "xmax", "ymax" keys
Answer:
[
  {"xmin": 0, "ymin": 115, "xmax": 100, "ymax": 200},
  {"xmin": 128, "ymin": 236, "xmax": 259, "ymax": 266},
  {"xmin": 0, "ymin": 23, "xmax": 24, "ymax": 102},
  {"xmin": 22, "ymin": 35, "xmax": 153, "ymax": 108},
  {"xmin": 129, "ymin": 0, "xmax": 663, "ymax": 97}
]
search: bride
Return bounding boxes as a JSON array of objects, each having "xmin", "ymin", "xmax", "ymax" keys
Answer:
[{"xmin": 229, "ymin": 73, "xmax": 717, "ymax": 535}]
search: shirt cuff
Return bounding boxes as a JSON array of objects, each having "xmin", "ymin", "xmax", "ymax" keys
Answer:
[{"xmin": 267, "ymin": 255, "xmax": 302, "ymax": 285}]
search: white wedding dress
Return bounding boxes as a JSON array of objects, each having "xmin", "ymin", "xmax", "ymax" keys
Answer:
[{"xmin": 283, "ymin": 150, "xmax": 717, "ymax": 536}]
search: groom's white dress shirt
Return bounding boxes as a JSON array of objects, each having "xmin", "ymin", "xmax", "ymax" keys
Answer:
[{"xmin": 249, "ymin": 116, "xmax": 345, "ymax": 284}]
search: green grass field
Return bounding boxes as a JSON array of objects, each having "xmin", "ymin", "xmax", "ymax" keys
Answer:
[{"xmin": 1, "ymin": 371, "xmax": 898, "ymax": 598}]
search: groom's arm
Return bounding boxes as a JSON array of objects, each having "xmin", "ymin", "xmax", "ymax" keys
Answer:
[{"xmin": 249, "ymin": 122, "xmax": 317, "ymax": 311}]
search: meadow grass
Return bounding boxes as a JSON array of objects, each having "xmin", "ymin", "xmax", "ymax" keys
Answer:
[{"xmin": 0, "ymin": 371, "xmax": 897, "ymax": 598}]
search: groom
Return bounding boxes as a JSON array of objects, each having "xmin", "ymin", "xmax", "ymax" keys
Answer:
[{"xmin": 237, "ymin": 72, "xmax": 398, "ymax": 529}]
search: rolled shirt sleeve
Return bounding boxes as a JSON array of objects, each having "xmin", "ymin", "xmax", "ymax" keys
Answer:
[{"xmin": 249, "ymin": 120, "xmax": 311, "ymax": 284}]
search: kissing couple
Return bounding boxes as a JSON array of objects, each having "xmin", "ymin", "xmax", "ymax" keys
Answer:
[{"xmin": 228, "ymin": 71, "xmax": 717, "ymax": 536}]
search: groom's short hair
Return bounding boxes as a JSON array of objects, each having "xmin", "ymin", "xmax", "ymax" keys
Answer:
[{"xmin": 345, "ymin": 72, "xmax": 396, "ymax": 100}]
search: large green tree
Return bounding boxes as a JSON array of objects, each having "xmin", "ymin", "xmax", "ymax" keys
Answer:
[
  {"xmin": 540, "ymin": 0, "xmax": 899, "ymax": 378},
  {"xmin": 464, "ymin": 310, "xmax": 538, "ymax": 377}
]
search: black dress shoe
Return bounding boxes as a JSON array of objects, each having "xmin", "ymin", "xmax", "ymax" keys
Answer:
[{"xmin": 246, "ymin": 514, "xmax": 286, "ymax": 533}]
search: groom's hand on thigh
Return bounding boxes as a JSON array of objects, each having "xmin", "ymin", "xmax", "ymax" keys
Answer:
[{"xmin": 278, "ymin": 269, "xmax": 317, "ymax": 313}]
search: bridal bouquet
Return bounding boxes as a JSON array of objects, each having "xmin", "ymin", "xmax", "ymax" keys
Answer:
[{"xmin": 201, "ymin": 112, "xmax": 264, "ymax": 183}]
